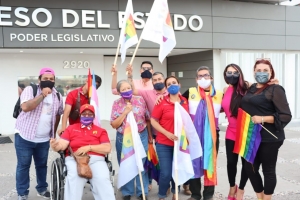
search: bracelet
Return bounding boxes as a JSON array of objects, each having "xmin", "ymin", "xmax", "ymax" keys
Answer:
[{"xmin": 262, "ymin": 116, "xmax": 264, "ymax": 125}]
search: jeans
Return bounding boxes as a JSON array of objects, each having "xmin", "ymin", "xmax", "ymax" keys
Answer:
[
  {"xmin": 189, "ymin": 132, "xmax": 220, "ymax": 200},
  {"xmin": 116, "ymin": 129, "xmax": 149, "ymax": 196},
  {"xmin": 156, "ymin": 143, "xmax": 178, "ymax": 198},
  {"xmin": 14, "ymin": 133, "xmax": 50, "ymax": 196},
  {"xmin": 226, "ymin": 139, "xmax": 248, "ymax": 189},
  {"xmin": 245, "ymin": 141, "xmax": 283, "ymax": 195}
]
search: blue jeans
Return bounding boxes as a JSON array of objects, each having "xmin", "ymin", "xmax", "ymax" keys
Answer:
[
  {"xmin": 14, "ymin": 133, "xmax": 50, "ymax": 196},
  {"xmin": 116, "ymin": 129, "xmax": 149, "ymax": 196},
  {"xmin": 156, "ymin": 143, "xmax": 178, "ymax": 198}
]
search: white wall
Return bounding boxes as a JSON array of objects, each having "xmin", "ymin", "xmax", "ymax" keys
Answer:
[{"xmin": 0, "ymin": 53, "xmax": 166, "ymax": 135}]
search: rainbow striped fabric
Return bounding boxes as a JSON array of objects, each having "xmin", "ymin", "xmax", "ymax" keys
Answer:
[{"xmin": 233, "ymin": 108, "xmax": 262, "ymax": 164}]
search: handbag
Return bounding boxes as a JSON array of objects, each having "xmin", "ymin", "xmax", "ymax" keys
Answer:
[
  {"xmin": 69, "ymin": 90, "xmax": 81, "ymax": 120},
  {"xmin": 68, "ymin": 146, "xmax": 93, "ymax": 179}
]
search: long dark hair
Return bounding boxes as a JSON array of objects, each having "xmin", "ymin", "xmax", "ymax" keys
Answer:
[
  {"xmin": 254, "ymin": 59, "xmax": 275, "ymax": 94},
  {"xmin": 223, "ymin": 64, "xmax": 248, "ymax": 117}
]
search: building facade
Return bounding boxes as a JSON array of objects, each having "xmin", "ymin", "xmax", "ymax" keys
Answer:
[{"xmin": 0, "ymin": 0, "xmax": 299, "ymax": 135}]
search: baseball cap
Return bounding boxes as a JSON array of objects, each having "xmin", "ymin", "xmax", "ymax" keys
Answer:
[
  {"xmin": 80, "ymin": 104, "xmax": 95, "ymax": 114},
  {"xmin": 40, "ymin": 67, "xmax": 55, "ymax": 76}
]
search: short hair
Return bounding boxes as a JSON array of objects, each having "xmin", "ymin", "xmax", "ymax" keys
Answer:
[
  {"xmin": 164, "ymin": 76, "xmax": 180, "ymax": 87},
  {"xmin": 141, "ymin": 61, "xmax": 153, "ymax": 69},
  {"xmin": 116, "ymin": 80, "xmax": 132, "ymax": 93},
  {"xmin": 196, "ymin": 66, "xmax": 213, "ymax": 78},
  {"xmin": 153, "ymin": 72, "xmax": 165, "ymax": 78}
]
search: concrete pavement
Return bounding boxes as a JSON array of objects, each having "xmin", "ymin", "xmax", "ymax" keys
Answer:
[{"xmin": 0, "ymin": 121, "xmax": 300, "ymax": 200}]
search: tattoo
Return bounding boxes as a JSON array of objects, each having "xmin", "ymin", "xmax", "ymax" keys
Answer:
[{"xmin": 26, "ymin": 94, "xmax": 44, "ymax": 110}]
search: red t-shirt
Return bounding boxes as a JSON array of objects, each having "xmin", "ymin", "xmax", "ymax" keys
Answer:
[
  {"xmin": 61, "ymin": 123, "xmax": 110, "ymax": 157},
  {"xmin": 151, "ymin": 95, "xmax": 189, "ymax": 146},
  {"xmin": 65, "ymin": 87, "xmax": 89, "ymax": 125}
]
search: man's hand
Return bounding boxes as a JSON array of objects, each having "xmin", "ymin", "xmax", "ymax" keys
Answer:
[
  {"xmin": 111, "ymin": 65, "xmax": 117, "ymax": 75},
  {"xmin": 126, "ymin": 64, "xmax": 133, "ymax": 77},
  {"xmin": 74, "ymin": 146, "xmax": 90, "ymax": 156},
  {"xmin": 50, "ymin": 138, "xmax": 59, "ymax": 150},
  {"xmin": 155, "ymin": 95, "xmax": 164, "ymax": 105},
  {"xmin": 41, "ymin": 87, "xmax": 52, "ymax": 97},
  {"xmin": 124, "ymin": 102, "xmax": 132, "ymax": 114}
]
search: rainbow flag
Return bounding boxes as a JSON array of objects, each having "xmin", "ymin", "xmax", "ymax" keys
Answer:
[
  {"xmin": 119, "ymin": 0, "xmax": 138, "ymax": 64},
  {"xmin": 173, "ymin": 102, "xmax": 202, "ymax": 185},
  {"xmin": 140, "ymin": 0, "xmax": 176, "ymax": 63},
  {"xmin": 90, "ymin": 71, "xmax": 101, "ymax": 127},
  {"xmin": 87, "ymin": 69, "xmax": 92, "ymax": 99},
  {"xmin": 233, "ymin": 108, "xmax": 262, "ymax": 164},
  {"xmin": 144, "ymin": 143, "xmax": 160, "ymax": 183},
  {"xmin": 118, "ymin": 111, "xmax": 146, "ymax": 188}
]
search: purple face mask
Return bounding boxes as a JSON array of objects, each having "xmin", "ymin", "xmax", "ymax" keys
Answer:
[
  {"xmin": 120, "ymin": 90, "xmax": 133, "ymax": 100},
  {"xmin": 80, "ymin": 116, "xmax": 94, "ymax": 126}
]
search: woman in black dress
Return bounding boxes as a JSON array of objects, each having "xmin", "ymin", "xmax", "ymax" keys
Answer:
[{"xmin": 240, "ymin": 59, "xmax": 292, "ymax": 200}]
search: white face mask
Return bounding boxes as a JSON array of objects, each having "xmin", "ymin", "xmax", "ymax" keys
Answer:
[{"xmin": 197, "ymin": 78, "xmax": 211, "ymax": 89}]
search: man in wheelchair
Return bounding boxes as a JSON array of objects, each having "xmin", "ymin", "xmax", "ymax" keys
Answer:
[{"xmin": 50, "ymin": 104, "xmax": 115, "ymax": 200}]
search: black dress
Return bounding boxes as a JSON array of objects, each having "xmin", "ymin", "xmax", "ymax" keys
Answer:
[{"xmin": 240, "ymin": 84, "xmax": 292, "ymax": 143}]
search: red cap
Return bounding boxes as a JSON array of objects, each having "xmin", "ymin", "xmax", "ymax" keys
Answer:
[
  {"xmin": 39, "ymin": 67, "xmax": 55, "ymax": 76},
  {"xmin": 80, "ymin": 104, "xmax": 95, "ymax": 114}
]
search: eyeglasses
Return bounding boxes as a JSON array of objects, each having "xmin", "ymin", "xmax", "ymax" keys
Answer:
[
  {"xmin": 197, "ymin": 74, "xmax": 211, "ymax": 79},
  {"xmin": 142, "ymin": 67, "xmax": 152, "ymax": 71},
  {"xmin": 226, "ymin": 71, "xmax": 240, "ymax": 77}
]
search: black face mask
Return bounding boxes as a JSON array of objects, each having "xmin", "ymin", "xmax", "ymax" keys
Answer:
[
  {"xmin": 153, "ymin": 82, "xmax": 165, "ymax": 90},
  {"xmin": 225, "ymin": 75, "xmax": 239, "ymax": 85},
  {"xmin": 40, "ymin": 81, "xmax": 55, "ymax": 89},
  {"xmin": 141, "ymin": 70, "xmax": 153, "ymax": 79}
]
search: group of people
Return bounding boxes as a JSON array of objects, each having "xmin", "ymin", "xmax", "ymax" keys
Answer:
[{"xmin": 14, "ymin": 59, "xmax": 291, "ymax": 200}]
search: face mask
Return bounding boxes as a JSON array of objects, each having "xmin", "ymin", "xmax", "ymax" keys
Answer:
[
  {"xmin": 197, "ymin": 78, "xmax": 211, "ymax": 89},
  {"xmin": 120, "ymin": 90, "xmax": 133, "ymax": 100},
  {"xmin": 80, "ymin": 116, "xmax": 94, "ymax": 126},
  {"xmin": 153, "ymin": 82, "xmax": 165, "ymax": 91},
  {"xmin": 167, "ymin": 85, "xmax": 180, "ymax": 95},
  {"xmin": 141, "ymin": 70, "xmax": 153, "ymax": 79},
  {"xmin": 255, "ymin": 72, "xmax": 269, "ymax": 84},
  {"xmin": 40, "ymin": 80, "xmax": 55, "ymax": 89},
  {"xmin": 225, "ymin": 75, "xmax": 239, "ymax": 85}
]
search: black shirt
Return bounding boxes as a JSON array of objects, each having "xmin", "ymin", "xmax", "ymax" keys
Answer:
[{"xmin": 241, "ymin": 84, "xmax": 292, "ymax": 142}]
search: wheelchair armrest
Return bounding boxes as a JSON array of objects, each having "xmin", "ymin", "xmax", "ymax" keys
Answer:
[{"xmin": 58, "ymin": 150, "xmax": 65, "ymax": 160}]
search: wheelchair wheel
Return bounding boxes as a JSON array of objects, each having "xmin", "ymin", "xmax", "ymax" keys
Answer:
[{"xmin": 50, "ymin": 158, "xmax": 64, "ymax": 200}]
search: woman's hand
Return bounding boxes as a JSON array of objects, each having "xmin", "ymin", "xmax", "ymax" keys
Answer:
[
  {"xmin": 155, "ymin": 95, "xmax": 164, "ymax": 105},
  {"xmin": 148, "ymin": 136, "xmax": 153, "ymax": 144},
  {"xmin": 165, "ymin": 132, "xmax": 178, "ymax": 141},
  {"xmin": 251, "ymin": 115, "xmax": 263, "ymax": 124},
  {"xmin": 124, "ymin": 103, "xmax": 132, "ymax": 114},
  {"xmin": 50, "ymin": 138, "xmax": 59, "ymax": 150},
  {"xmin": 268, "ymin": 78, "xmax": 279, "ymax": 85},
  {"xmin": 74, "ymin": 146, "xmax": 90, "ymax": 156}
]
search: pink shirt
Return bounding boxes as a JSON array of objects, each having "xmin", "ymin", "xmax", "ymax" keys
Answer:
[
  {"xmin": 137, "ymin": 89, "xmax": 168, "ymax": 113},
  {"xmin": 221, "ymin": 86, "xmax": 237, "ymax": 141},
  {"xmin": 110, "ymin": 95, "xmax": 150, "ymax": 134},
  {"xmin": 133, "ymin": 79, "xmax": 153, "ymax": 90}
]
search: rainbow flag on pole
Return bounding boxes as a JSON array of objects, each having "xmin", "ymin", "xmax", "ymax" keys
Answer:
[
  {"xmin": 119, "ymin": 0, "xmax": 138, "ymax": 64},
  {"xmin": 140, "ymin": 0, "xmax": 176, "ymax": 63},
  {"xmin": 87, "ymin": 69, "xmax": 92, "ymax": 99},
  {"xmin": 118, "ymin": 112, "xmax": 146, "ymax": 188},
  {"xmin": 233, "ymin": 108, "xmax": 262, "ymax": 164},
  {"xmin": 90, "ymin": 71, "xmax": 101, "ymax": 127}
]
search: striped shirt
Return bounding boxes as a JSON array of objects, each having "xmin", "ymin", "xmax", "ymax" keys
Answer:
[{"xmin": 15, "ymin": 85, "xmax": 63, "ymax": 141}]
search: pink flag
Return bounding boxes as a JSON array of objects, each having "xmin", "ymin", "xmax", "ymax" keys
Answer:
[{"xmin": 90, "ymin": 71, "xmax": 101, "ymax": 127}]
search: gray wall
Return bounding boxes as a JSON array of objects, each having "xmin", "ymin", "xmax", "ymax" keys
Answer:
[
  {"xmin": 1, "ymin": 0, "xmax": 300, "ymax": 50},
  {"xmin": 167, "ymin": 50, "xmax": 213, "ymax": 93}
]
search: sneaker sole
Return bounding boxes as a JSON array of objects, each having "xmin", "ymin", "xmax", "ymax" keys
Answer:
[{"xmin": 37, "ymin": 194, "xmax": 50, "ymax": 199}]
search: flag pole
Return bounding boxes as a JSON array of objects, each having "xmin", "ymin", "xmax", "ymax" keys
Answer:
[
  {"xmin": 126, "ymin": 37, "xmax": 142, "ymax": 75},
  {"xmin": 259, "ymin": 124, "xmax": 278, "ymax": 139},
  {"xmin": 112, "ymin": 43, "xmax": 121, "ymax": 75},
  {"xmin": 138, "ymin": 170, "xmax": 146, "ymax": 200},
  {"xmin": 174, "ymin": 140, "xmax": 179, "ymax": 200}
]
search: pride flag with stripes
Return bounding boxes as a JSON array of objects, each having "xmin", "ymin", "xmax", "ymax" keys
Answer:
[
  {"xmin": 233, "ymin": 108, "xmax": 262, "ymax": 164},
  {"xmin": 90, "ymin": 71, "xmax": 101, "ymax": 127},
  {"xmin": 119, "ymin": 0, "xmax": 138, "ymax": 63}
]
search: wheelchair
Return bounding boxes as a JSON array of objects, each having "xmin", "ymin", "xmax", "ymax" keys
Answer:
[{"xmin": 50, "ymin": 151, "xmax": 115, "ymax": 200}]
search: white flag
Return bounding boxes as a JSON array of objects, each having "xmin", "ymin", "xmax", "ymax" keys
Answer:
[
  {"xmin": 140, "ymin": 0, "xmax": 176, "ymax": 63},
  {"xmin": 117, "ymin": 111, "xmax": 146, "ymax": 188},
  {"xmin": 119, "ymin": 0, "xmax": 138, "ymax": 64},
  {"xmin": 173, "ymin": 102, "xmax": 202, "ymax": 185}
]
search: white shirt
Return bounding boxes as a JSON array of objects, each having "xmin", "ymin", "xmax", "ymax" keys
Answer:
[{"xmin": 33, "ymin": 94, "xmax": 53, "ymax": 143}]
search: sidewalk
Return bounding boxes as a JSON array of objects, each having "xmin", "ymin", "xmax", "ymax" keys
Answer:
[{"xmin": 1, "ymin": 121, "xmax": 300, "ymax": 200}]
